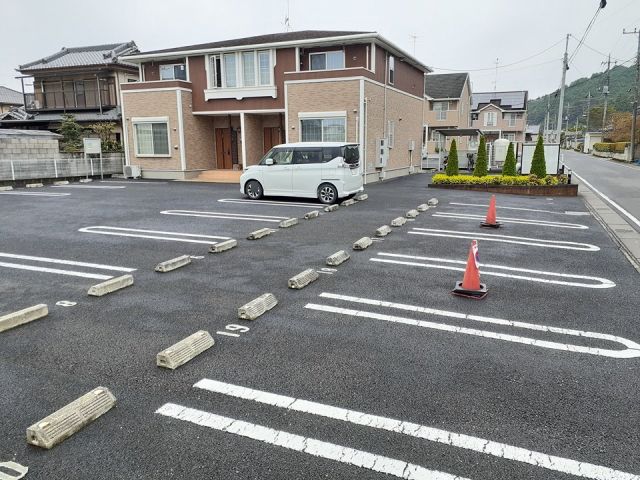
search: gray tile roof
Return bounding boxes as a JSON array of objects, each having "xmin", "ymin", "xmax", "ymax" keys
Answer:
[
  {"xmin": 424, "ymin": 73, "xmax": 468, "ymax": 99},
  {"xmin": 0, "ymin": 128, "xmax": 61, "ymax": 138},
  {"xmin": 472, "ymin": 91, "xmax": 528, "ymax": 111},
  {"xmin": 0, "ymin": 107, "xmax": 120, "ymax": 124},
  {"xmin": 0, "ymin": 86, "xmax": 24, "ymax": 105},
  {"xmin": 132, "ymin": 30, "xmax": 374, "ymax": 56},
  {"xmin": 19, "ymin": 42, "xmax": 139, "ymax": 72}
]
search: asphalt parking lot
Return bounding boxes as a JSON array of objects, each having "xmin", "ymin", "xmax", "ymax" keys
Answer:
[{"xmin": 1, "ymin": 174, "xmax": 639, "ymax": 480}]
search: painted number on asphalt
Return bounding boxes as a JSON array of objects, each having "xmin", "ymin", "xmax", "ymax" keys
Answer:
[
  {"xmin": 216, "ymin": 324, "xmax": 250, "ymax": 338},
  {"xmin": 56, "ymin": 301, "xmax": 77, "ymax": 307}
]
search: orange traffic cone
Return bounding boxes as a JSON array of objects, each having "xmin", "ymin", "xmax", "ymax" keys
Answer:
[
  {"xmin": 481, "ymin": 194, "xmax": 501, "ymax": 228},
  {"xmin": 452, "ymin": 240, "xmax": 488, "ymax": 299}
]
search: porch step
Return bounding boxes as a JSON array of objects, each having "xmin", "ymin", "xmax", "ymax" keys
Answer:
[{"xmin": 188, "ymin": 170, "xmax": 242, "ymax": 184}]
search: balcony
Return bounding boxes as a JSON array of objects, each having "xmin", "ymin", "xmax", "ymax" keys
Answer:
[{"xmin": 27, "ymin": 78, "xmax": 118, "ymax": 112}]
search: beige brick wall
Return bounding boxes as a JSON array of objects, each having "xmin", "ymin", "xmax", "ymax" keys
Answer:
[
  {"xmin": 286, "ymin": 80, "xmax": 359, "ymax": 143},
  {"xmin": 181, "ymin": 90, "xmax": 215, "ymax": 171},
  {"xmin": 364, "ymin": 81, "xmax": 423, "ymax": 176},
  {"xmin": 123, "ymin": 90, "xmax": 181, "ymax": 171},
  {"xmin": 243, "ymin": 114, "xmax": 264, "ymax": 167}
]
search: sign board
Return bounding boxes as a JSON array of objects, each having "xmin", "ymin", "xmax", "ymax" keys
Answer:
[
  {"xmin": 521, "ymin": 143, "xmax": 560, "ymax": 175},
  {"xmin": 83, "ymin": 138, "xmax": 101, "ymax": 154}
]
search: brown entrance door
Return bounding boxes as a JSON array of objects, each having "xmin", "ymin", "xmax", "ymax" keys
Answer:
[
  {"xmin": 263, "ymin": 127, "xmax": 282, "ymax": 154},
  {"xmin": 215, "ymin": 128, "xmax": 233, "ymax": 169}
]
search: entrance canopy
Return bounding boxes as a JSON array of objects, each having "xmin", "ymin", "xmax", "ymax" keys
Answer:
[{"xmin": 433, "ymin": 128, "xmax": 481, "ymax": 137}]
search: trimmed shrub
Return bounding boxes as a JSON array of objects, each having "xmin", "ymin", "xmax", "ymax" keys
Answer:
[
  {"xmin": 473, "ymin": 136, "xmax": 488, "ymax": 177},
  {"xmin": 445, "ymin": 139, "xmax": 459, "ymax": 176},
  {"xmin": 530, "ymin": 135, "xmax": 546, "ymax": 178},
  {"xmin": 502, "ymin": 142, "xmax": 517, "ymax": 176},
  {"xmin": 593, "ymin": 142, "xmax": 628, "ymax": 153},
  {"xmin": 432, "ymin": 174, "xmax": 562, "ymax": 187}
]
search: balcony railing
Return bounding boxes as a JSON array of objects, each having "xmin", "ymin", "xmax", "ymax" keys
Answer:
[{"xmin": 26, "ymin": 78, "xmax": 117, "ymax": 111}]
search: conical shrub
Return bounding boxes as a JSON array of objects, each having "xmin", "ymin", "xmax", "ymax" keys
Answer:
[
  {"xmin": 473, "ymin": 136, "xmax": 488, "ymax": 177},
  {"xmin": 502, "ymin": 142, "xmax": 517, "ymax": 176},
  {"xmin": 445, "ymin": 139, "xmax": 459, "ymax": 176},
  {"xmin": 530, "ymin": 135, "xmax": 546, "ymax": 177}
]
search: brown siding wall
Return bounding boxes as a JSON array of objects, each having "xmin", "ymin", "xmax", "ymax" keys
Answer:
[
  {"xmin": 298, "ymin": 44, "xmax": 369, "ymax": 70},
  {"xmin": 142, "ymin": 58, "xmax": 186, "ymax": 82},
  {"xmin": 372, "ymin": 46, "xmax": 425, "ymax": 98},
  {"xmin": 284, "ymin": 68, "xmax": 374, "ymax": 82},
  {"xmin": 190, "ymin": 48, "xmax": 296, "ymax": 112},
  {"xmin": 123, "ymin": 90, "xmax": 181, "ymax": 171},
  {"xmin": 286, "ymin": 80, "xmax": 360, "ymax": 143}
]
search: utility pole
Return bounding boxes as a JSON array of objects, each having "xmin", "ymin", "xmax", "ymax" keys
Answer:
[
  {"xmin": 493, "ymin": 58, "xmax": 499, "ymax": 92},
  {"xmin": 585, "ymin": 91, "xmax": 592, "ymax": 131},
  {"xmin": 601, "ymin": 54, "xmax": 612, "ymax": 138},
  {"xmin": 555, "ymin": 34, "xmax": 570, "ymax": 144},
  {"xmin": 623, "ymin": 28, "xmax": 640, "ymax": 161},
  {"xmin": 544, "ymin": 94, "xmax": 551, "ymax": 141}
]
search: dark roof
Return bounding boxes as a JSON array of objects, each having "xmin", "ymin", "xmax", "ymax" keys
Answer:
[
  {"xmin": 432, "ymin": 128, "xmax": 481, "ymax": 137},
  {"xmin": 131, "ymin": 30, "xmax": 374, "ymax": 56},
  {"xmin": 472, "ymin": 91, "xmax": 528, "ymax": 111},
  {"xmin": 0, "ymin": 128, "xmax": 61, "ymax": 138},
  {"xmin": 0, "ymin": 86, "xmax": 23, "ymax": 105},
  {"xmin": 19, "ymin": 42, "xmax": 139, "ymax": 72},
  {"xmin": 424, "ymin": 73, "xmax": 468, "ymax": 99},
  {"xmin": 0, "ymin": 107, "xmax": 120, "ymax": 125}
]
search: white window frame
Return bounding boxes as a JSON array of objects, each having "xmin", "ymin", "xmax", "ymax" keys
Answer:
[
  {"xmin": 131, "ymin": 116, "xmax": 171, "ymax": 158},
  {"xmin": 298, "ymin": 112, "xmax": 347, "ymax": 142},
  {"xmin": 484, "ymin": 111, "xmax": 497, "ymax": 127},
  {"xmin": 205, "ymin": 49, "xmax": 276, "ymax": 100},
  {"xmin": 387, "ymin": 120, "xmax": 395, "ymax": 148},
  {"xmin": 433, "ymin": 101, "xmax": 449, "ymax": 121},
  {"xmin": 504, "ymin": 133, "xmax": 516, "ymax": 142},
  {"xmin": 308, "ymin": 50, "xmax": 345, "ymax": 71},
  {"xmin": 388, "ymin": 55, "xmax": 395, "ymax": 85},
  {"xmin": 159, "ymin": 63, "xmax": 187, "ymax": 81}
]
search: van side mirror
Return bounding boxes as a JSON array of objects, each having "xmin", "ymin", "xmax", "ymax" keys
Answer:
[{"xmin": 265, "ymin": 158, "xmax": 274, "ymax": 165}]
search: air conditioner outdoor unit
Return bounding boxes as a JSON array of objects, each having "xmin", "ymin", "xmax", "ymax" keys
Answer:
[
  {"xmin": 376, "ymin": 138, "xmax": 389, "ymax": 168},
  {"xmin": 123, "ymin": 165, "xmax": 141, "ymax": 179}
]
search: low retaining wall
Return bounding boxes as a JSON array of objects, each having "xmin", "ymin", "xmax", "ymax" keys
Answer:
[
  {"xmin": 429, "ymin": 183, "xmax": 578, "ymax": 196},
  {"xmin": 593, "ymin": 149, "xmax": 632, "ymax": 162}
]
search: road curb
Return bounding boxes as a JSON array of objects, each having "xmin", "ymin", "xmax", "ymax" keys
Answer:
[{"xmin": 579, "ymin": 183, "xmax": 640, "ymax": 273}]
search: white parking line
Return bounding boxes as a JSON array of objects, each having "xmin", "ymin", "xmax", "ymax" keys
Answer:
[
  {"xmin": 51, "ymin": 185, "xmax": 126, "ymax": 189},
  {"xmin": 100, "ymin": 180, "xmax": 167, "ymax": 184},
  {"xmin": 449, "ymin": 202, "xmax": 589, "ymax": 216},
  {"xmin": 156, "ymin": 403, "xmax": 468, "ymax": 480},
  {"xmin": 218, "ymin": 198, "xmax": 322, "ymax": 208},
  {"xmin": 371, "ymin": 252, "xmax": 615, "ymax": 289},
  {"xmin": 0, "ymin": 252, "xmax": 136, "ymax": 280},
  {"xmin": 194, "ymin": 378, "xmax": 640, "ymax": 479},
  {"xmin": 78, "ymin": 226, "xmax": 230, "ymax": 244},
  {"xmin": 307, "ymin": 293, "xmax": 639, "ymax": 358},
  {"xmin": 432, "ymin": 212, "xmax": 588, "ymax": 229},
  {"xmin": 571, "ymin": 170, "xmax": 640, "ymax": 230},
  {"xmin": 0, "ymin": 191, "xmax": 70, "ymax": 197},
  {"xmin": 409, "ymin": 228, "xmax": 600, "ymax": 251},
  {"xmin": 160, "ymin": 210, "xmax": 287, "ymax": 223}
]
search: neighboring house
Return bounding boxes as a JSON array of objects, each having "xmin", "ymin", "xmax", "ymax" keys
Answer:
[
  {"xmin": 525, "ymin": 124, "xmax": 540, "ymax": 143},
  {"xmin": 120, "ymin": 30, "xmax": 431, "ymax": 181},
  {"xmin": 583, "ymin": 132, "xmax": 603, "ymax": 153},
  {"xmin": 423, "ymin": 72, "xmax": 472, "ymax": 154},
  {"xmin": 0, "ymin": 42, "xmax": 139, "ymax": 140},
  {"xmin": 0, "ymin": 86, "xmax": 24, "ymax": 113},
  {"xmin": 471, "ymin": 91, "xmax": 528, "ymax": 145}
]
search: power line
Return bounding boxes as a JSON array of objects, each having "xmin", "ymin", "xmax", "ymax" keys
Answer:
[
  {"xmin": 569, "ymin": 4, "xmax": 604, "ymax": 64},
  {"xmin": 431, "ymin": 38, "xmax": 565, "ymax": 72}
]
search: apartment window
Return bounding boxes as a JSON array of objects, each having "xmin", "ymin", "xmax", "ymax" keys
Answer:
[
  {"xmin": 484, "ymin": 111, "xmax": 497, "ymax": 127},
  {"xmin": 387, "ymin": 120, "xmax": 395, "ymax": 148},
  {"xmin": 300, "ymin": 117, "xmax": 346, "ymax": 142},
  {"xmin": 506, "ymin": 112, "xmax": 522, "ymax": 127},
  {"xmin": 134, "ymin": 121, "xmax": 169, "ymax": 156},
  {"xmin": 504, "ymin": 133, "xmax": 516, "ymax": 142},
  {"xmin": 469, "ymin": 135, "xmax": 478, "ymax": 148},
  {"xmin": 433, "ymin": 101, "xmax": 449, "ymax": 121},
  {"xmin": 209, "ymin": 50, "xmax": 272, "ymax": 89},
  {"xmin": 159, "ymin": 64, "xmax": 186, "ymax": 81},
  {"xmin": 223, "ymin": 53, "xmax": 237, "ymax": 87},
  {"xmin": 388, "ymin": 55, "xmax": 395, "ymax": 85},
  {"xmin": 309, "ymin": 51, "xmax": 345, "ymax": 71}
]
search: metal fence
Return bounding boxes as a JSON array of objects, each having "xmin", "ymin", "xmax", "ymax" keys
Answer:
[{"xmin": 0, "ymin": 153, "xmax": 124, "ymax": 181}]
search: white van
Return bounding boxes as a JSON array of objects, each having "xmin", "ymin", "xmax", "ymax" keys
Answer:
[{"xmin": 239, "ymin": 142, "xmax": 363, "ymax": 204}]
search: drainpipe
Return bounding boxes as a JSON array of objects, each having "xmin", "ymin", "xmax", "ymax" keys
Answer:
[{"xmin": 96, "ymin": 75, "xmax": 103, "ymax": 114}]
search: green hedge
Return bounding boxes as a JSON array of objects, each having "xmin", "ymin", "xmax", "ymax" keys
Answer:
[
  {"xmin": 593, "ymin": 142, "xmax": 628, "ymax": 153},
  {"xmin": 432, "ymin": 174, "xmax": 566, "ymax": 186}
]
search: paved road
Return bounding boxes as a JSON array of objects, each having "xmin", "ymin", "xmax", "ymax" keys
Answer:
[
  {"xmin": 562, "ymin": 150, "xmax": 640, "ymax": 232},
  {"xmin": 1, "ymin": 176, "xmax": 639, "ymax": 479}
]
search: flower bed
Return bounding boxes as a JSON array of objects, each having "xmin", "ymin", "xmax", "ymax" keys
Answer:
[{"xmin": 430, "ymin": 174, "xmax": 577, "ymax": 196}]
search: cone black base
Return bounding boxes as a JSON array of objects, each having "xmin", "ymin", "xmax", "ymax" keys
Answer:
[
  {"xmin": 480, "ymin": 221, "xmax": 501, "ymax": 228},
  {"xmin": 451, "ymin": 281, "xmax": 488, "ymax": 299}
]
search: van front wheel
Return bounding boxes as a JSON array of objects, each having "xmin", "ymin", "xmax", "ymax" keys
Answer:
[
  {"xmin": 317, "ymin": 183, "xmax": 338, "ymax": 205},
  {"xmin": 245, "ymin": 180, "xmax": 263, "ymax": 200}
]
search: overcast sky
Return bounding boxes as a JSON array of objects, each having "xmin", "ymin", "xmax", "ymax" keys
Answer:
[{"xmin": 2, "ymin": 0, "xmax": 639, "ymax": 99}]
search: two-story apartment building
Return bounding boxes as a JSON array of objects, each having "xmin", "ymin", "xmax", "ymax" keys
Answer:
[
  {"xmin": 0, "ymin": 42, "xmax": 139, "ymax": 136},
  {"xmin": 119, "ymin": 30, "xmax": 431, "ymax": 182},
  {"xmin": 470, "ymin": 91, "xmax": 528, "ymax": 145},
  {"xmin": 423, "ymin": 73, "xmax": 473, "ymax": 155}
]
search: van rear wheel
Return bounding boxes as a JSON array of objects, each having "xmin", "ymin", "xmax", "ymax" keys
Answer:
[
  {"xmin": 245, "ymin": 180, "xmax": 263, "ymax": 200},
  {"xmin": 318, "ymin": 183, "xmax": 338, "ymax": 205}
]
